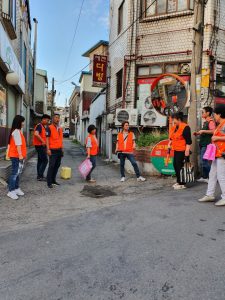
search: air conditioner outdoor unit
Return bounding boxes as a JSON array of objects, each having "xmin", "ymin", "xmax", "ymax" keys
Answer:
[
  {"xmin": 115, "ymin": 108, "xmax": 138, "ymax": 126},
  {"xmin": 141, "ymin": 108, "xmax": 167, "ymax": 127}
]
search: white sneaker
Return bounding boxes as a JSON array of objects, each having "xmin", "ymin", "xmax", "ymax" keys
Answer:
[
  {"xmin": 197, "ymin": 178, "xmax": 209, "ymax": 183},
  {"xmin": 137, "ymin": 176, "xmax": 146, "ymax": 182},
  {"xmin": 174, "ymin": 185, "xmax": 186, "ymax": 190},
  {"xmin": 120, "ymin": 177, "xmax": 125, "ymax": 182},
  {"xmin": 7, "ymin": 191, "xmax": 19, "ymax": 200},
  {"xmin": 198, "ymin": 195, "xmax": 215, "ymax": 202},
  {"xmin": 215, "ymin": 199, "xmax": 225, "ymax": 206},
  {"xmin": 173, "ymin": 183, "xmax": 180, "ymax": 188},
  {"xmin": 15, "ymin": 188, "xmax": 25, "ymax": 196}
]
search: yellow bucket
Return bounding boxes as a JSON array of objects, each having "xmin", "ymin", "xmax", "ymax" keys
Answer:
[{"xmin": 60, "ymin": 167, "xmax": 72, "ymax": 180}]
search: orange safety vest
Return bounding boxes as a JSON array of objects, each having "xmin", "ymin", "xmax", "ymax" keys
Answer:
[
  {"xmin": 170, "ymin": 122, "xmax": 188, "ymax": 152},
  {"xmin": 213, "ymin": 120, "xmax": 225, "ymax": 158},
  {"xmin": 117, "ymin": 132, "xmax": 134, "ymax": 153},
  {"xmin": 86, "ymin": 134, "xmax": 99, "ymax": 156},
  {"xmin": 33, "ymin": 123, "xmax": 46, "ymax": 146},
  {"xmin": 8, "ymin": 130, "xmax": 27, "ymax": 158},
  {"xmin": 48, "ymin": 124, "xmax": 63, "ymax": 149}
]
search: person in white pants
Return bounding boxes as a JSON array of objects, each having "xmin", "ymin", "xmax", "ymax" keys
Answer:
[{"xmin": 199, "ymin": 105, "xmax": 225, "ymax": 206}]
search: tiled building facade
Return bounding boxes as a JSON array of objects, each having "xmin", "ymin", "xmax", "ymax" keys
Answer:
[{"xmin": 108, "ymin": 0, "xmax": 225, "ymax": 117}]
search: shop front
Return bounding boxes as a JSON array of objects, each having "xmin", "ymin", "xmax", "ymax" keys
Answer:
[{"xmin": 0, "ymin": 24, "xmax": 25, "ymax": 149}]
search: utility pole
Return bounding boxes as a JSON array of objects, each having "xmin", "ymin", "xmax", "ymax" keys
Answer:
[
  {"xmin": 51, "ymin": 77, "xmax": 55, "ymax": 118},
  {"xmin": 189, "ymin": 0, "xmax": 205, "ymax": 169}
]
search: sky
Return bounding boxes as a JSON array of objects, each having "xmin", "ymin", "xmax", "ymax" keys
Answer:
[{"xmin": 29, "ymin": 0, "xmax": 109, "ymax": 106}]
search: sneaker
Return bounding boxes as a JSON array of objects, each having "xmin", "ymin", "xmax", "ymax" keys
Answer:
[
  {"xmin": 7, "ymin": 191, "xmax": 19, "ymax": 200},
  {"xmin": 52, "ymin": 182, "xmax": 60, "ymax": 186},
  {"xmin": 137, "ymin": 176, "xmax": 146, "ymax": 182},
  {"xmin": 15, "ymin": 188, "xmax": 24, "ymax": 196},
  {"xmin": 173, "ymin": 183, "xmax": 180, "ymax": 188},
  {"xmin": 174, "ymin": 185, "xmax": 186, "ymax": 190},
  {"xmin": 120, "ymin": 177, "xmax": 126, "ymax": 182},
  {"xmin": 197, "ymin": 178, "xmax": 209, "ymax": 183},
  {"xmin": 48, "ymin": 184, "xmax": 54, "ymax": 189},
  {"xmin": 198, "ymin": 195, "xmax": 215, "ymax": 202},
  {"xmin": 215, "ymin": 199, "xmax": 225, "ymax": 206}
]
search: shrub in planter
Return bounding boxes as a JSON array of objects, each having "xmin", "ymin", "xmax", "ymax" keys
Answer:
[{"xmin": 135, "ymin": 131, "xmax": 168, "ymax": 163}]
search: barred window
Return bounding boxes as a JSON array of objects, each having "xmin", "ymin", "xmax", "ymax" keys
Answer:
[{"xmin": 142, "ymin": 0, "xmax": 193, "ymax": 17}]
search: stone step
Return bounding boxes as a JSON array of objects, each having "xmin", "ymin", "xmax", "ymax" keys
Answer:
[{"xmin": 0, "ymin": 148, "xmax": 36, "ymax": 182}]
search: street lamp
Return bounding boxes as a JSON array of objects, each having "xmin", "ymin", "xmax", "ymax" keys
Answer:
[{"xmin": 4, "ymin": 62, "xmax": 19, "ymax": 86}]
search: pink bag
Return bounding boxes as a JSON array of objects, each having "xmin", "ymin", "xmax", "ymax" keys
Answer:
[
  {"xmin": 78, "ymin": 159, "xmax": 93, "ymax": 179},
  {"xmin": 203, "ymin": 144, "xmax": 216, "ymax": 161}
]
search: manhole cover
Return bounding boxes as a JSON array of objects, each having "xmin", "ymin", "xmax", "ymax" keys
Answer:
[{"xmin": 81, "ymin": 185, "xmax": 117, "ymax": 198}]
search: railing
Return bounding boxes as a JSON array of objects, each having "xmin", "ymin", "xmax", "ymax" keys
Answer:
[{"xmin": 1, "ymin": 12, "xmax": 17, "ymax": 40}]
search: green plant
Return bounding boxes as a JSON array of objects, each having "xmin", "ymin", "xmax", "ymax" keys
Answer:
[
  {"xmin": 136, "ymin": 130, "xmax": 168, "ymax": 148},
  {"xmin": 72, "ymin": 139, "xmax": 80, "ymax": 145}
]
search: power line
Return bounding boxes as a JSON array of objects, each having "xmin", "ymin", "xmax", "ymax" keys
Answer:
[
  {"xmin": 56, "ymin": 62, "xmax": 91, "ymax": 85},
  {"xmin": 56, "ymin": 0, "xmax": 157, "ymax": 85},
  {"xmin": 61, "ymin": 0, "xmax": 85, "ymax": 79}
]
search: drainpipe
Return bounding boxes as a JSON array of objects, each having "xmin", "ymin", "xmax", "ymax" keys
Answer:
[{"xmin": 33, "ymin": 18, "xmax": 38, "ymax": 109}]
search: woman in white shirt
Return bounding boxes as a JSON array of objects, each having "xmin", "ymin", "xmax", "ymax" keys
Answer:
[{"xmin": 7, "ymin": 115, "xmax": 27, "ymax": 200}]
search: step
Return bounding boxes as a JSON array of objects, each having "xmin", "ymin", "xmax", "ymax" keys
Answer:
[{"xmin": 0, "ymin": 147, "xmax": 36, "ymax": 182}]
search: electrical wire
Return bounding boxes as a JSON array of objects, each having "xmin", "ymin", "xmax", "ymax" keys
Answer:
[
  {"xmin": 55, "ymin": 0, "xmax": 158, "ymax": 86},
  {"xmin": 61, "ymin": 0, "xmax": 85, "ymax": 79}
]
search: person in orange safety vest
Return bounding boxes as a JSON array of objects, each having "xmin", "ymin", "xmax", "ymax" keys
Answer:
[
  {"xmin": 116, "ymin": 121, "xmax": 146, "ymax": 183},
  {"xmin": 46, "ymin": 114, "xmax": 64, "ymax": 188},
  {"xmin": 7, "ymin": 115, "xmax": 27, "ymax": 200},
  {"xmin": 86, "ymin": 124, "xmax": 99, "ymax": 183},
  {"xmin": 199, "ymin": 105, "xmax": 225, "ymax": 206},
  {"xmin": 33, "ymin": 114, "xmax": 51, "ymax": 181},
  {"xmin": 168, "ymin": 112, "xmax": 192, "ymax": 190}
]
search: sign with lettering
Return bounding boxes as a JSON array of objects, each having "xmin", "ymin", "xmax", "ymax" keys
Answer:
[
  {"xmin": 0, "ymin": 24, "xmax": 25, "ymax": 93},
  {"xmin": 151, "ymin": 139, "xmax": 175, "ymax": 175},
  {"xmin": 92, "ymin": 54, "xmax": 107, "ymax": 88}
]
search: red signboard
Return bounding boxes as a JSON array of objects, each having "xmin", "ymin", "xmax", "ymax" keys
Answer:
[{"xmin": 92, "ymin": 54, "xmax": 108, "ymax": 88}]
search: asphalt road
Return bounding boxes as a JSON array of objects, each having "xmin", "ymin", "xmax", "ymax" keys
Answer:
[{"xmin": 0, "ymin": 140, "xmax": 225, "ymax": 300}]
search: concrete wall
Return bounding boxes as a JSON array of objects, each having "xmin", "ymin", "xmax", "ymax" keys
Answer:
[{"xmin": 89, "ymin": 93, "xmax": 106, "ymax": 125}]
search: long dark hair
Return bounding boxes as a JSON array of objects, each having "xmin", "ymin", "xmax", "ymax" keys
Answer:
[{"xmin": 8, "ymin": 115, "xmax": 25, "ymax": 144}]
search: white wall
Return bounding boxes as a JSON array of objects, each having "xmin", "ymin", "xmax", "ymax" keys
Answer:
[{"xmin": 89, "ymin": 93, "xmax": 106, "ymax": 125}]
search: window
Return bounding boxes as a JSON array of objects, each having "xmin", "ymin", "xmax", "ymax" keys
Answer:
[
  {"xmin": 138, "ymin": 66, "xmax": 150, "ymax": 76},
  {"xmin": 143, "ymin": 0, "xmax": 193, "ymax": 17},
  {"xmin": 150, "ymin": 65, "xmax": 163, "ymax": 75},
  {"xmin": 116, "ymin": 69, "xmax": 123, "ymax": 99},
  {"xmin": 118, "ymin": 1, "xmax": 125, "ymax": 34}
]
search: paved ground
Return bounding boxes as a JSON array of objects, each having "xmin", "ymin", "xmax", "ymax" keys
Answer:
[{"xmin": 0, "ymin": 140, "xmax": 225, "ymax": 300}]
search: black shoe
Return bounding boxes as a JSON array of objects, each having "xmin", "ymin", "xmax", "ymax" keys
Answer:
[
  {"xmin": 37, "ymin": 177, "xmax": 47, "ymax": 182},
  {"xmin": 52, "ymin": 182, "xmax": 60, "ymax": 186},
  {"xmin": 48, "ymin": 184, "xmax": 54, "ymax": 189}
]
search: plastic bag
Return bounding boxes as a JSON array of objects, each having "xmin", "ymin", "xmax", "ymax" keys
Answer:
[
  {"xmin": 78, "ymin": 159, "xmax": 93, "ymax": 179},
  {"xmin": 203, "ymin": 144, "xmax": 216, "ymax": 161}
]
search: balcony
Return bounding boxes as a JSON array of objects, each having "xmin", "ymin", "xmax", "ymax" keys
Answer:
[{"xmin": 1, "ymin": 12, "xmax": 17, "ymax": 40}]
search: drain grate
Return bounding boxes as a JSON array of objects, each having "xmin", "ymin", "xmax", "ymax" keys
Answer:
[{"xmin": 81, "ymin": 185, "xmax": 117, "ymax": 198}]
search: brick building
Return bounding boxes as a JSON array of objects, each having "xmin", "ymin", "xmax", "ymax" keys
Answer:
[{"xmin": 108, "ymin": 0, "xmax": 225, "ymax": 125}]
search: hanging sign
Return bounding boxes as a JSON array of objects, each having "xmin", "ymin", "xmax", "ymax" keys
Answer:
[
  {"xmin": 92, "ymin": 54, "xmax": 107, "ymax": 88},
  {"xmin": 151, "ymin": 139, "xmax": 175, "ymax": 175}
]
